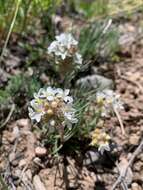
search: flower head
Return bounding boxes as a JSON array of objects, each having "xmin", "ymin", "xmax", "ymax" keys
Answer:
[
  {"xmin": 96, "ymin": 89, "xmax": 123, "ymax": 117},
  {"xmin": 90, "ymin": 128, "xmax": 111, "ymax": 154},
  {"xmin": 48, "ymin": 33, "xmax": 82, "ymax": 66},
  {"xmin": 28, "ymin": 87, "xmax": 78, "ymax": 129}
]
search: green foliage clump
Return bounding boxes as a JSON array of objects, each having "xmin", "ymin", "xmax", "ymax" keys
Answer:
[
  {"xmin": 0, "ymin": 0, "xmax": 61, "ymax": 35},
  {"xmin": 75, "ymin": 0, "xmax": 108, "ymax": 19},
  {"xmin": 79, "ymin": 20, "xmax": 119, "ymax": 60},
  {"xmin": 0, "ymin": 74, "xmax": 41, "ymax": 104}
]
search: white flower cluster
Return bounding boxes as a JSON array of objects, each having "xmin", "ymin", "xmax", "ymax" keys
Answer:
[
  {"xmin": 28, "ymin": 87, "xmax": 78, "ymax": 129},
  {"xmin": 48, "ymin": 33, "xmax": 82, "ymax": 66},
  {"xmin": 96, "ymin": 89, "xmax": 123, "ymax": 117}
]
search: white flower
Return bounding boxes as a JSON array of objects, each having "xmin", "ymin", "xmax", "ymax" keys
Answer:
[
  {"xmin": 98, "ymin": 143, "xmax": 110, "ymax": 155},
  {"xmin": 48, "ymin": 33, "xmax": 82, "ymax": 66},
  {"xmin": 55, "ymin": 88, "xmax": 73, "ymax": 103},
  {"xmin": 64, "ymin": 109, "xmax": 78, "ymax": 123},
  {"xmin": 28, "ymin": 107, "xmax": 44, "ymax": 123},
  {"xmin": 96, "ymin": 89, "xmax": 123, "ymax": 116},
  {"xmin": 49, "ymin": 120, "xmax": 56, "ymax": 127},
  {"xmin": 28, "ymin": 87, "xmax": 78, "ymax": 129},
  {"xmin": 74, "ymin": 53, "xmax": 82, "ymax": 65},
  {"xmin": 55, "ymin": 33, "xmax": 78, "ymax": 48}
]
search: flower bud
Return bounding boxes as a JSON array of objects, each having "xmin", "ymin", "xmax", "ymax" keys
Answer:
[
  {"xmin": 47, "ymin": 109, "xmax": 54, "ymax": 116},
  {"xmin": 51, "ymin": 101, "xmax": 58, "ymax": 108}
]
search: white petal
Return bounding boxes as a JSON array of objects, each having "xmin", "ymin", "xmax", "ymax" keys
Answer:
[
  {"xmin": 47, "ymin": 96, "xmax": 54, "ymax": 101},
  {"xmin": 55, "ymin": 88, "xmax": 64, "ymax": 97},
  {"xmin": 98, "ymin": 144, "xmax": 110, "ymax": 155},
  {"xmin": 28, "ymin": 108, "xmax": 42, "ymax": 122},
  {"xmin": 64, "ymin": 89, "xmax": 70, "ymax": 96},
  {"xmin": 64, "ymin": 96, "xmax": 73, "ymax": 103},
  {"xmin": 50, "ymin": 120, "xmax": 56, "ymax": 126}
]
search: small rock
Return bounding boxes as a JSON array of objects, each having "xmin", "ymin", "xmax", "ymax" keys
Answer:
[
  {"xmin": 17, "ymin": 119, "xmax": 30, "ymax": 129},
  {"xmin": 91, "ymin": 66, "xmax": 99, "ymax": 74},
  {"xmin": 9, "ymin": 126, "xmax": 20, "ymax": 143},
  {"xmin": 12, "ymin": 169, "xmax": 21, "ymax": 178},
  {"xmin": 133, "ymin": 172, "xmax": 141, "ymax": 181},
  {"xmin": 25, "ymin": 169, "xmax": 32, "ymax": 180},
  {"xmin": 13, "ymin": 126, "xmax": 20, "ymax": 137},
  {"xmin": 12, "ymin": 159, "xmax": 19, "ymax": 167},
  {"xmin": 129, "ymin": 135, "xmax": 140, "ymax": 145},
  {"xmin": 17, "ymin": 186, "xmax": 23, "ymax": 190},
  {"xmin": 19, "ymin": 159, "xmax": 27, "ymax": 168},
  {"xmin": 119, "ymin": 31, "xmax": 136, "ymax": 46},
  {"xmin": 127, "ymin": 24, "xmax": 135, "ymax": 32},
  {"xmin": 83, "ymin": 150, "xmax": 100, "ymax": 166},
  {"xmin": 35, "ymin": 147, "xmax": 47, "ymax": 157},
  {"xmin": 131, "ymin": 183, "xmax": 142, "ymax": 190},
  {"xmin": 26, "ymin": 67, "xmax": 33, "ymax": 76},
  {"xmin": 33, "ymin": 175, "xmax": 46, "ymax": 190},
  {"xmin": 0, "ymin": 68, "xmax": 9, "ymax": 85},
  {"xmin": 33, "ymin": 157, "xmax": 41, "ymax": 163},
  {"xmin": 133, "ymin": 161, "xmax": 143, "ymax": 172},
  {"xmin": 9, "ymin": 152, "xmax": 16, "ymax": 163},
  {"xmin": 76, "ymin": 74, "xmax": 114, "ymax": 90},
  {"xmin": 5, "ymin": 54, "xmax": 21, "ymax": 68},
  {"xmin": 137, "ymin": 153, "xmax": 143, "ymax": 161},
  {"xmin": 40, "ymin": 73, "xmax": 50, "ymax": 83}
]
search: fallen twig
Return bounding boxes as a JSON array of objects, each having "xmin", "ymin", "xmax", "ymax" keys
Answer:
[
  {"xmin": 114, "ymin": 107, "xmax": 126, "ymax": 135},
  {"xmin": 0, "ymin": 104, "xmax": 15, "ymax": 130},
  {"xmin": 120, "ymin": 75, "xmax": 143, "ymax": 94},
  {"xmin": 111, "ymin": 139, "xmax": 143, "ymax": 190}
]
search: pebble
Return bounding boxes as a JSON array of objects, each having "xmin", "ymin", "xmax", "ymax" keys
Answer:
[
  {"xmin": 33, "ymin": 157, "xmax": 41, "ymax": 163},
  {"xmin": 76, "ymin": 74, "xmax": 114, "ymax": 90},
  {"xmin": 133, "ymin": 161, "xmax": 142, "ymax": 172},
  {"xmin": 17, "ymin": 187, "xmax": 23, "ymax": 190},
  {"xmin": 83, "ymin": 150, "xmax": 100, "ymax": 166},
  {"xmin": 33, "ymin": 175, "xmax": 46, "ymax": 190},
  {"xmin": 12, "ymin": 126, "xmax": 20, "ymax": 138},
  {"xmin": 129, "ymin": 134, "xmax": 140, "ymax": 145},
  {"xmin": 9, "ymin": 152, "xmax": 16, "ymax": 163},
  {"xmin": 35, "ymin": 147, "xmax": 47, "ymax": 157},
  {"xmin": 133, "ymin": 172, "xmax": 141, "ymax": 181},
  {"xmin": 25, "ymin": 169, "xmax": 32, "ymax": 180},
  {"xmin": 131, "ymin": 183, "xmax": 142, "ymax": 190},
  {"xmin": 40, "ymin": 73, "xmax": 50, "ymax": 83},
  {"xmin": 19, "ymin": 159, "xmax": 27, "ymax": 168},
  {"xmin": 12, "ymin": 169, "xmax": 21, "ymax": 178},
  {"xmin": 17, "ymin": 119, "xmax": 30, "ymax": 129}
]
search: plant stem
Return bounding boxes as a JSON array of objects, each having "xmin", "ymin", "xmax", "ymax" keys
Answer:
[
  {"xmin": 0, "ymin": 175, "xmax": 9, "ymax": 190},
  {"xmin": 0, "ymin": 0, "xmax": 21, "ymax": 64}
]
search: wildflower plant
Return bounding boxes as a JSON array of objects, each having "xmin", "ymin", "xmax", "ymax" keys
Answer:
[
  {"xmin": 27, "ymin": 30, "xmax": 123, "ymax": 155},
  {"xmin": 48, "ymin": 33, "xmax": 82, "ymax": 82},
  {"xmin": 28, "ymin": 86, "xmax": 123, "ymax": 155},
  {"xmin": 28, "ymin": 87, "xmax": 78, "ymax": 149},
  {"xmin": 96, "ymin": 89, "xmax": 123, "ymax": 117},
  {"xmin": 88, "ymin": 89, "xmax": 124, "ymax": 153}
]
